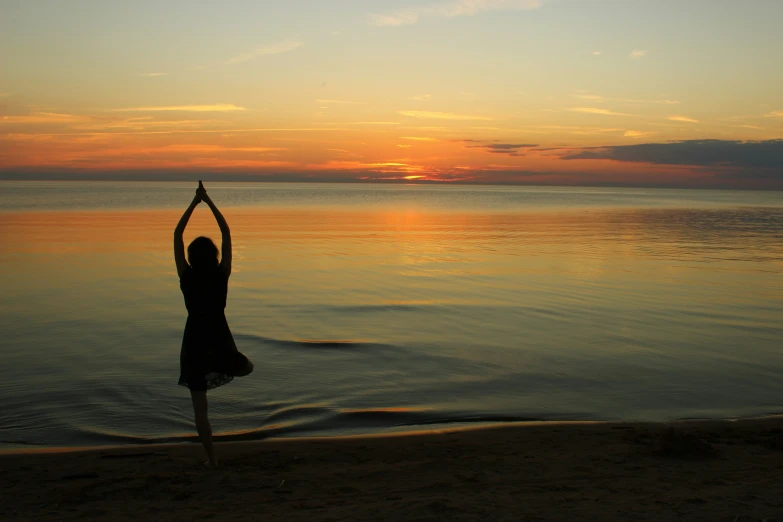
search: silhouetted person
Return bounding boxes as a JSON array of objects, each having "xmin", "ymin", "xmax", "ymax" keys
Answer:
[{"xmin": 174, "ymin": 181, "xmax": 254, "ymax": 468}]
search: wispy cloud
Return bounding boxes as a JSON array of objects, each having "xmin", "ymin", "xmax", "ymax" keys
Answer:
[
  {"xmin": 624, "ymin": 130, "xmax": 656, "ymax": 138},
  {"xmin": 573, "ymin": 94, "xmax": 604, "ymax": 101},
  {"xmin": 0, "ymin": 92, "xmax": 11, "ymax": 97},
  {"xmin": 2, "ymin": 133, "xmax": 55, "ymax": 141},
  {"xmin": 573, "ymin": 93, "xmax": 679, "ymax": 105},
  {"xmin": 309, "ymin": 160, "xmax": 424, "ymax": 173},
  {"xmin": 320, "ymin": 121, "xmax": 400, "ymax": 125},
  {"xmin": 3, "ymin": 127, "xmax": 352, "ymax": 140},
  {"xmin": 400, "ymin": 136, "xmax": 439, "ymax": 141},
  {"xmin": 592, "ymin": 51, "xmax": 602, "ymax": 56},
  {"xmin": 765, "ymin": 110, "xmax": 783, "ymax": 118},
  {"xmin": 72, "ymin": 119, "xmax": 219, "ymax": 131},
  {"xmin": 529, "ymin": 125, "xmax": 623, "ymax": 133},
  {"xmin": 399, "ymin": 110, "xmax": 493, "ymax": 120},
  {"xmin": 226, "ymin": 38, "xmax": 304, "ymax": 65},
  {"xmin": 0, "ymin": 112, "xmax": 95, "ymax": 124},
  {"xmin": 316, "ymin": 99, "xmax": 367, "ymax": 105},
  {"xmin": 327, "ymin": 148, "xmax": 363, "ymax": 158},
  {"xmin": 154, "ymin": 144, "xmax": 285, "ymax": 153},
  {"xmin": 402, "ymin": 126, "xmax": 449, "ymax": 132},
  {"xmin": 412, "ymin": 94, "xmax": 432, "ymax": 101},
  {"xmin": 623, "ymin": 98, "xmax": 679, "ymax": 105},
  {"xmin": 140, "ymin": 72, "xmax": 167, "ymax": 77},
  {"xmin": 630, "ymin": 49, "xmax": 647, "ymax": 59},
  {"xmin": 368, "ymin": 162, "xmax": 412, "ymax": 168},
  {"xmin": 668, "ymin": 115, "xmax": 699, "ymax": 123},
  {"xmin": 567, "ymin": 107, "xmax": 633, "ymax": 117},
  {"xmin": 369, "ymin": 0, "xmax": 542, "ymax": 27},
  {"xmin": 112, "ymin": 104, "xmax": 247, "ymax": 112}
]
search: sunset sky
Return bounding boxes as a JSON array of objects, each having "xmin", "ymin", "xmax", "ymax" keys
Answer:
[{"xmin": 1, "ymin": 0, "xmax": 782, "ymax": 188}]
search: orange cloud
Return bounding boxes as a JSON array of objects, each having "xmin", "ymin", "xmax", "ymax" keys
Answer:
[
  {"xmin": 567, "ymin": 107, "xmax": 633, "ymax": 117},
  {"xmin": 72, "ymin": 119, "xmax": 219, "ymax": 131},
  {"xmin": 668, "ymin": 116, "xmax": 699, "ymax": 123},
  {"xmin": 2, "ymin": 133, "xmax": 55, "ymax": 141},
  {"xmin": 307, "ymin": 160, "xmax": 426, "ymax": 173},
  {"xmin": 316, "ymin": 99, "xmax": 368, "ymax": 105},
  {"xmin": 319, "ymin": 121, "xmax": 400, "ymax": 126},
  {"xmin": 624, "ymin": 130, "xmax": 656, "ymax": 138},
  {"xmin": 0, "ymin": 112, "xmax": 95, "ymax": 124},
  {"xmin": 112, "ymin": 104, "xmax": 246, "ymax": 112},
  {"xmin": 159, "ymin": 144, "xmax": 285, "ymax": 153},
  {"xmin": 398, "ymin": 111, "xmax": 493, "ymax": 121}
]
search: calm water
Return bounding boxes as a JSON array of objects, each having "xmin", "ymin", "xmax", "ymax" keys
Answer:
[{"xmin": 1, "ymin": 181, "xmax": 782, "ymax": 449}]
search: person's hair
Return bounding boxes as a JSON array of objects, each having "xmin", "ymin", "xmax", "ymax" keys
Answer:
[{"xmin": 188, "ymin": 236, "xmax": 219, "ymax": 269}]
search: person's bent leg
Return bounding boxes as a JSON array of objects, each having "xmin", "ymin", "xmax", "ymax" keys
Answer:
[
  {"xmin": 190, "ymin": 390, "xmax": 218, "ymax": 467},
  {"xmin": 234, "ymin": 359, "xmax": 254, "ymax": 377}
]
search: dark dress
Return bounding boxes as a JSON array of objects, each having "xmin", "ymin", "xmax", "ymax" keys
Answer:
[{"xmin": 178, "ymin": 266, "xmax": 248, "ymax": 391}]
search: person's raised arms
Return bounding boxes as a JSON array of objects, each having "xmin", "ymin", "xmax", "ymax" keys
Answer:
[
  {"xmin": 200, "ymin": 182, "xmax": 232, "ymax": 277},
  {"xmin": 174, "ymin": 186, "xmax": 202, "ymax": 278}
]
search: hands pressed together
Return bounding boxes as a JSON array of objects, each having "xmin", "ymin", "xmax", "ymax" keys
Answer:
[
  {"xmin": 194, "ymin": 180, "xmax": 209, "ymax": 204},
  {"xmin": 176, "ymin": 179, "xmax": 231, "ymax": 278}
]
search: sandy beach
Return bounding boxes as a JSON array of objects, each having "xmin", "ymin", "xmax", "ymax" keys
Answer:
[{"xmin": 3, "ymin": 418, "xmax": 783, "ymax": 521}]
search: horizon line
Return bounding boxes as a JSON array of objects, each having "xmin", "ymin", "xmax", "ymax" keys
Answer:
[{"xmin": 0, "ymin": 175, "xmax": 779, "ymax": 192}]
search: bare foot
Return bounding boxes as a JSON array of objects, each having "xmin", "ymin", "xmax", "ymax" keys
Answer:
[{"xmin": 203, "ymin": 460, "xmax": 219, "ymax": 469}]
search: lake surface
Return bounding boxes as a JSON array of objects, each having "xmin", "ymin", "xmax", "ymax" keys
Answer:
[{"xmin": 1, "ymin": 181, "xmax": 782, "ymax": 449}]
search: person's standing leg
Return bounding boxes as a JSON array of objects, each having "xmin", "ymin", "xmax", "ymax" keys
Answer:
[{"xmin": 190, "ymin": 390, "xmax": 218, "ymax": 467}]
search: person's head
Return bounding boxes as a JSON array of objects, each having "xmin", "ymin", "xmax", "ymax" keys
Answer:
[{"xmin": 188, "ymin": 236, "xmax": 219, "ymax": 269}]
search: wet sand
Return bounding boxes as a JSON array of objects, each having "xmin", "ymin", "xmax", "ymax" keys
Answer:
[{"xmin": 2, "ymin": 418, "xmax": 783, "ymax": 521}]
